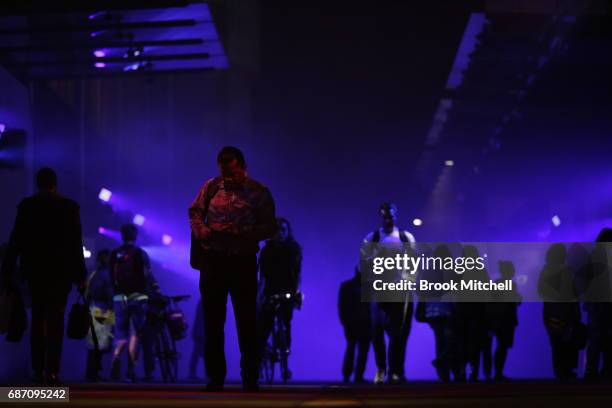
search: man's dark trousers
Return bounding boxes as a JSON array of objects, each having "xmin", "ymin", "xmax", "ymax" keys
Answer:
[
  {"xmin": 29, "ymin": 285, "xmax": 70, "ymax": 376},
  {"xmin": 199, "ymin": 252, "xmax": 258, "ymax": 386}
]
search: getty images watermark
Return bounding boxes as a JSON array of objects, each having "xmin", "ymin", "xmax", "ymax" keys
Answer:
[{"xmin": 360, "ymin": 242, "xmax": 612, "ymax": 303}]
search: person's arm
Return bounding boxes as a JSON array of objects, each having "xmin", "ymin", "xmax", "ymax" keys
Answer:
[
  {"xmin": 1, "ymin": 203, "xmax": 26, "ymax": 289},
  {"xmin": 405, "ymin": 231, "xmax": 416, "ymax": 250},
  {"xmin": 242, "ymin": 187, "xmax": 277, "ymax": 242},
  {"xmin": 338, "ymin": 283, "xmax": 349, "ymax": 327},
  {"xmin": 142, "ymin": 250, "xmax": 161, "ymax": 296},
  {"xmin": 84, "ymin": 270, "xmax": 96, "ymax": 302},
  {"xmin": 72, "ymin": 204, "xmax": 87, "ymax": 291},
  {"xmin": 258, "ymin": 244, "xmax": 269, "ymax": 287},
  {"xmin": 188, "ymin": 179, "xmax": 213, "ymax": 240},
  {"xmin": 294, "ymin": 244, "xmax": 303, "ymax": 293}
]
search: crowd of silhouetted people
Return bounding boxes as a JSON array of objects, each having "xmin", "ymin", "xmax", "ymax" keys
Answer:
[
  {"xmin": 338, "ymin": 202, "xmax": 612, "ymax": 384},
  {"xmin": 1, "ymin": 150, "xmax": 612, "ymax": 390}
]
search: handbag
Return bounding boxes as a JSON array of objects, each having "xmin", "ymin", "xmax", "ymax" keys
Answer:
[
  {"xmin": 0, "ymin": 290, "xmax": 12, "ymax": 334},
  {"xmin": 67, "ymin": 294, "xmax": 91, "ymax": 340},
  {"xmin": 5, "ymin": 289, "xmax": 27, "ymax": 342}
]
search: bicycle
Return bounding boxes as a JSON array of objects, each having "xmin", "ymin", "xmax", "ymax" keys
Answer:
[
  {"xmin": 260, "ymin": 292, "xmax": 302, "ymax": 384},
  {"xmin": 147, "ymin": 294, "xmax": 190, "ymax": 383}
]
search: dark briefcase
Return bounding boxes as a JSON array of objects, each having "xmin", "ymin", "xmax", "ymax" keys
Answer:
[{"xmin": 67, "ymin": 295, "xmax": 90, "ymax": 340}]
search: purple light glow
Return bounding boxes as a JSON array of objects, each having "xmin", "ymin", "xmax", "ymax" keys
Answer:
[
  {"xmin": 133, "ymin": 214, "xmax": 146, "ymax": 226},
  {"xmin": 98, "ymin": 226, "xmax": 122, "ymax": 242},
  {"xmin": 93, "ymin": 49, "xmax": 107, "ymax": 58},
  {"xmin": 98, "ymin": 188, "xmax": 112, "ymax": 202},
  {"xmin": 94, "ymin": 62, "xmax": 106, "ymax": 69},
  {"xmin": 88, "ymin": 11, "xmax": 106, "ymax": 20},
  {"xmin": 162, "ymin": 234, "xmax": 173, "ymax": 245}
]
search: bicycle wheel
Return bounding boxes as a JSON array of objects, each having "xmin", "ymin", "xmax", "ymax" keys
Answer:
[
  {"xmin": 166, "ymin": 330, "xmax": 179, "ymax": 383},
  {"xmin": 159, "ymin": 325, "xmax": 178, "ymax": 383},
  {"xmin": 155, "ymin": 331, "xmax": 169, "ymax": 382}
]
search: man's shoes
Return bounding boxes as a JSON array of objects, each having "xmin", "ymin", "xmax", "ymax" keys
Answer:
[
  {"xmin": 86, "ymin": 374, "xmax": 106, "ymax": 382},
  {"xmin": 31, "ymin": 371, "xmax": 45, "ymax": 385},
  {"xmin": 205, "ymin": 382, "xmax": 224, "ymax": 392},
  {"xmin": 373, "ymin": 369, "xmax": 386, "ymax": 385},
  {"xmin": 342, "ymin": 375, "xmax": 351, "ymax": 384},
  {"xmin": 242, "ymin": 382, "xmax": 259, "ymax": 392},
  {"xmin": 354, "ymin": 377, "xmax": 369, "ymax": 384},
  {"xmin": 45, "ymin": 373, "xmax": 63, "ymax": 386},
  {"xmin": 432, "ymin": 359, "xmax": 450, "ymax": 383},
  {"xmin": 125, "ymin": 368, "xmax": 137, "ymax": 383},
  {"xmin": 494, "ymin": 374, "xmax": 510, "ymax": 382},
  {"xmin": 388, "ymin": 373, "xmax": 406, "ymax": 385}
]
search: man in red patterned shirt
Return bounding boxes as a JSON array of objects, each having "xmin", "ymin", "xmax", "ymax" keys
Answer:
[{"xmin": 189, "ymin": 146, "xmax": 276, "ymax": 392}]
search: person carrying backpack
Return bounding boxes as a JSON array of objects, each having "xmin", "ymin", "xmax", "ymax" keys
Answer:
[
  {"xmin": 109, "ymin": 224, "xmax": 161, "ymax": 382},
  {"xmin": 361, "ymin": 202, "xmax": 416, "ymax": 384}
]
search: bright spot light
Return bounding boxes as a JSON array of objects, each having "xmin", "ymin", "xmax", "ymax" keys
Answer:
[
  {"xmin": 123, "ymin": 63, "xmax": 139, "ymax": 72},
  {"xmin": 98, "ymin": 188, "xmax": 112, "ymax": 202},
  {"xmin": 83, "ymin": 246, "xmax": 92, "ymax": 259},
  {"xmin": 444, "ymin": 160, "xmax": 454, "ymax": 167},
  {"xmin": 162, "ymin": 234, "xmax": 173, "ymax": 245},
  {"xmin": 98, "ymin": 227, "xmax": 106, "ymax": 234},
  {"xmin": 412, "ymin": 218, "xmax": 423, "ymax": 227},
  {"xmin": 285, "ymin": 293, "xmax": 291, "ymax": 299},
  {"xmin": 94, "ymin": 62, "xmax": 106, "ymax": 68},
  {"xmin": 133, "ymin": 214, "xmax": 146, "ymax": 226},
  {"xmin": 93, "ymin": 49, "xmax": 106, "ymax": 58},
  {"xmin": 551, "ymin": 215, "xmax": 561, "ymax": 227}
]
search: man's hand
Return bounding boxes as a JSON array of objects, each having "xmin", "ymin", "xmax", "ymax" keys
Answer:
[
  {"xmin": 195, "ymin": 225, "xmax": 213, "ymax": 240},
  {"xmin": 211, "ymin": 223, "xmax": 242, "ymax": 235}
]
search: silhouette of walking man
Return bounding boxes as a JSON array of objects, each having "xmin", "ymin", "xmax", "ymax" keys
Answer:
[{"xmin": 1, "ymin": 168, "xmax": 87, "ymax": 385}]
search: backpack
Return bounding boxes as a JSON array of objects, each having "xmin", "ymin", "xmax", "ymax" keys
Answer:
[{"xmin": 113, "ymin": 246, "xmax": 146, "ymax": 295}]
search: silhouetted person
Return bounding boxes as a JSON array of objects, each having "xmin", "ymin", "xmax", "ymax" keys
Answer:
[
  {"xmin": 189, "ymin": 146, "xmax": 276, "ymax": 392},
  {"xmin": 584, "ymin": 228, "xmax": 612, "ymax": 380},
  {"xmin": 421, "ymin": 245, "xmax": 456, "ymax": 383},
  {"xmin": 362, "ymin": 202, "xmax": 415, "ymax": 384},
  {"xmin": 1, "ymin": 168, "xmax": 87, "ymax": 385},
  {"xmin": 486, "ymin": 260, "xmax": 521, "ymax": 381},
  {"xmin": 109, "ymin": 224, "xmax": 160, "ymax": 382},
  {"xmin": 85, "ymin": 249, "xmax": 114, "ymax": 381},
  {"xmin": 461, "ymin": 245, "xmax": 492, "ymax": 382},
  {"xmin": 339, "ymin": 266, "xmax": 371, "ymax": 383},
  {"xmin": 189, "ymin": 299, "xmax": 206, "ymax": 381},
  {"xmin": 538, "ymin": 243, "xmax": 581, "ymax": 380},
  {"xmin": 258, "ymin": 217, "xmax": 302, "ymax": 379}
]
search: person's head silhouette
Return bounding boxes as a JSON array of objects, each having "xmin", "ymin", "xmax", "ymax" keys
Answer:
[
  {"xmin": 379, "ymin": 202, "xmax": 398, "ymax": 231},
  {"xmin": 217, "ymin": 146, "xmax": 247, "ymax": 183},
  {"xmin": 120, "ymin": 224, "xmax": 138, "ymax": 244},
  {"xmin": 36, "ymin": 167, "xmax": 57, "ymax": 192}
]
